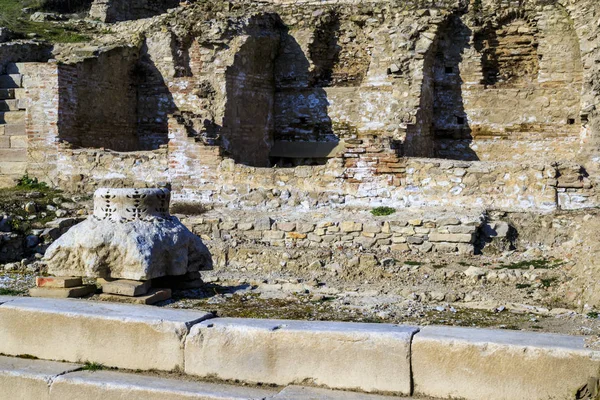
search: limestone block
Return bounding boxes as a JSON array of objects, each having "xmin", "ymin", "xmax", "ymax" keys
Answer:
[
  {"xmin": 428, "ymin": 233, "xmax": 474, "ymax": 243},
  {"xmin": 0, "ymin": 356, "xmax": 81, "ymax": 400},
  {"xmin": 50, "ymin": 370, "xmax": 277, "ymax": 400},
  {"xmin": 0, "ymin": 297, "xmax": 213, "ymax": 371},
  {"xmin": 44, "ymin": 188, "xmax": 212, "ymax": 281},
  {"xmin": 99, "ymin": 288, "xmax": 172, "ymax": 305},
  {"xmin": 185, "ymin": 318, "xmax": 418, "ymax": 394},
  {"xmin": 412, "ymin": 326, "xmax": 600, "ymax": 400},
  {"xmin": 29, "ymin": 285, "xmax": 96, "ymax": 298},
  {"xmin": 35, "ymin": 276, "xmax": 82, "ymax": 288},
  {"xmin": 340, "ymin": 221, "xmax": 362, "ymax": 232},
  {"xmin": 98, "ymin": 278, "xmax": 152, "ymax": 296},
  {"xmin": 273, "ymin": 385, "xmax": 407, "ymax": 400}
]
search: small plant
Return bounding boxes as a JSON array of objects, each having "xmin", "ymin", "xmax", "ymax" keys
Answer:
[
  {"xmin": 404, "ymin": 261, "xmax": 421, "ymax": 266},
  {"xmin": 540, "ymin": 277, "xmax": 557, "ymax": 288},
  {"xmin": 82, "ymin": 362, "xmax": 105, "ymax": 372},
  {"xmin": 370, "ymin": 206, "xmax": 396, "ymax": 216},
  {"xmin": 16, "ymin": 174, "xmax": 48, "ymax": 190},
  {"xmin": 170, "ymin": 201, "xmax": 207, "ymax": 216},
  {"xmin": 503, "ymin": 259, "xmax": 563, "ymax": 270},
  {"xmin": 515, "ymin": 283, "xmax": 531, "ymax": 289},
  {"xmin": 587, "ymin": 311, "xmax": 599, "ymax": 319}
]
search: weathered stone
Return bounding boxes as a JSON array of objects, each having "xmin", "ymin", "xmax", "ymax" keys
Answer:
[
  {"xmin": 44, "ymin": 189, "xmax": 212, "ymax": 281},
  {"xmin": 98, "ymin": 278, "xmax": 152, "ymax": 297},
  {"xmin": 412, "ymin": 326, "xmax": 600, "ymax": 400},
  {"xmin": 0, "ymin": 297, "xmax": 213, "ymax": 370},
  {"xmin": 340, "ymin": 221, "xmax": 362, "ymax": 233},
  {"xmin": 98, "ymin": 288, "xmax": 172, "ymax": 305},
  {"xmin": 50, "ymin": 369, "xmax": 277, "ymax": 400},
  {"xmin": 185, "ymin": 318, "xmax": 418, "ymax": 394},
  {"xmin": 0, "ymin": 355, "xmax": 81, "ymax": 400},
  {"xmin": 29, "ymin": 285, "xmax": 96, "ymax": 298},
  {"xmin": 35, "ymin": 276, "xmax": 82, "ymax": 288},
  {"xmin": 428, "ymin": 233, "xmax": 474, "ymax": 243}
]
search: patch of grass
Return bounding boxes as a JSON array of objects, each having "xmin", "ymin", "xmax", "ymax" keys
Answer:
[
  {"xmin": 370, "ymin": 206, "xmax": 395, "ymax": 217},
  {"xmin": 515, "ymin": 283, "xmax": 531, "ymax": 289},
  {"xmin": 0, "ymin": 185, "xmax": 66, "ymax": 234},
  {"xmin": 587, "ymin": 311, "xmax": 599, "ymax": 319},
  {"xmin": 403, "ymin": 261, "xmax": 421, "ymax": 266},
  {"xmin": 0, "ymin": 0, "xmax": 89, "ymax": 43},
  {"xmin": 81, "ymin": 362, "xmax": 105, "ymax": 372},
  {"xmin": 0, "ymin": 288, "xmax": 23, "ymax": 295},
  {"xmin": 540, "ymin": 277, "xmax": 558, "ymax": 288},
  {"xmin": 503, "ymin": 259, "xmax": 563, "ymax": 270},
  {"xmin": 17, "ymin": 174, "xmax": 48, "ymax": 191}
]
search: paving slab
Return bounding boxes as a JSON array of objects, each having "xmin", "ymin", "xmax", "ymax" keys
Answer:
[
  {"xmin": 50, "ymin": 370, "xmax": 277, "ymax": 400},
  {"xmin": 36, "ymin": 276, "xmax": 83, "ymax": 288},
  {"xmin": 98, "ymin": 278, "xmax": 152, "ymax": 296},
  {"xmin": 185, "ymin": 318, "xmax": 419, "ymax": 394},
  {"xmin": 412, "ymin": 325, "xmax": 600, "ymax": 400},
  {"xmin": 0, "ymin": 297, "xmax": 214, "ymax": 371},
  {"xmin": 271, "ymin": 386, "xmax": 412, "ymax": 399},
  {"xmin": 0, "ymin": 355, "xmax": 81, "ymax": 400},
  {"xmin": 29, "ymin": 285, "xmax": 96, "ymax": 298},
  {"xmin": 99, "ymin": 288, "xmax": 172, "ymax": 304}
]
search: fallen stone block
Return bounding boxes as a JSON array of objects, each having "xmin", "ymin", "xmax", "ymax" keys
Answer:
[
  {"xmin": 98, "ymin": 278, "xmax": 152, "ymax": 297},
  {"xmin": 0, "ymin": 297, "xmax": 213, "ymax": 371},
  {"xmin": 49, "ymin": 369, "xmax": 277, "ymax": 400},
  {"xmin": 185, "ymin": 318, "xmax": 418, "ymax": 394},
  {"xmin": 99, "ymin": 288, "xmax": 172, "ymax": 305},
  {"xmin": 272, "ymin": 385, "xmax": 409, "ymax": 399},
  {"xmin": 29, "ymin": 285, "xmax": 96, "ymax": 298},
  {"xmin": 412, "ymin": 325, "xmax": 600, "ymax": 400},
  {"xmin": 0, "ymin": 356, "xmax": 81, "ymax": 400},
  {"xmin": 35, "ymin": 276, "xmax": 82, "ymax": 288}
]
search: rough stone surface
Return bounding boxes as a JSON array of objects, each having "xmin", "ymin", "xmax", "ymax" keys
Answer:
[
  {"xmin": 0, "ymin": 355, "xmax": 81, "ymax": 400},
  {"xmin": 35, "ymin": 276, "xmax": 82, "ymax": 288},
  {"xmin": 99, "ymin": 278, "xmax": 152, "ymax": 297},
  {"xmin": 29, "ymin": 285, "xmax": 96, "ymax": 298},
  {"xmin": 412, "ymin": 326, "xmax": 600, "ymax": 400},
  {"xmin": 272, "ymin": 386, "xmax": 411, "ymax": 400},
  {"xmin": 99, "ymin": 288, "xmax": 172, "ymax": 305},
  {"xmin": 184, "ymin": 318, "xmax": 418, "ymax": 394},
  {"xmin": 0, "ymin": 297, "xmax": 213, "ymax": 371},
  {"xmin": 50, "ymin": 369, "xmax": 277, "ymax": 400},
  {"xmin": 44, "ymin": 189, "xmax": 212, "ymax": 280}
]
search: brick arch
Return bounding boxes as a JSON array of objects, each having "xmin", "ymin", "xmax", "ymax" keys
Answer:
[{"xmin": 475, "ymin": 10, "xmax": 540, "ymax": 87}]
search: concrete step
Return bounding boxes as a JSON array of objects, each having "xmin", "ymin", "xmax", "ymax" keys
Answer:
[
  {"xmin": 0, "ymin": 111, "xmax": 25, "ymax": 124},
  {"xmin": 0, "ymin": 355, "xmax": 415, "ymax": 400},
  {"xmin": 0, "ymin": 89, "xmax": 15, "ymax": 100},
  {"xmin": 0, "ymin": 297, "xmax": 214, "ymax": 372},
  {"xmin": 184, "ymin": 318, "xmax": 419, "ymax": 395},
  {"xmin": 0, "ymin": 74, "xmax": 22, "ymax": 89},
  {"xmin": 0, "ymin": 99, "xmax": 19, "ymax": 111}
]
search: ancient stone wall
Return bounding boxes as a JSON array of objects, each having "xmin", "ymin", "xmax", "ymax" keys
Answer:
[{"xmin": 89, "ymin": 0, "xmax": 180, "ymax": 22}]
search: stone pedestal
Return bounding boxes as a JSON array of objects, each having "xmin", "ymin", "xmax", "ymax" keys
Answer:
[{"xmin": 43, "ymin": 188, "xmax": 212, "ymax": 282}]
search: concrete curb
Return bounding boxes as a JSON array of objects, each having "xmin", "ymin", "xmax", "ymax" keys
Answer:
[
  {"xmin": 0, "ymin": 297, "xmax": 214, "ymax": 371},
  {"xmin": 184, "ymin": 318, "xmax": 418, "ymax": 394},
  {"xmin": 412, "ymin": 326, "xmax": 600, "ymax": 400},
  {"xmin": 0, "ymin": 297, "xmax": 598, "ymax": 399}
]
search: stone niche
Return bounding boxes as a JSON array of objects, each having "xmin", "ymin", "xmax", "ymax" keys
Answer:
[{"xmin": 44, "ymin": 188, "xmax": 212, "ymax": 281}]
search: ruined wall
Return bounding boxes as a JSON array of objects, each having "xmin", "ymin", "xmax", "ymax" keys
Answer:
[
  {"xmin": 89, "ymin": 0, "xmax": 179, "ymax": 22},
  {"xmin": 56, "ymin": 47, "xmax": 140, "ymax": 152}
]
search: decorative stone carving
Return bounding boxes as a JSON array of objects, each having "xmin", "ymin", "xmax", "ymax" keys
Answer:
[{"xmin": 44, "ymin": 188, "xmax": 212, "ymax": 281}]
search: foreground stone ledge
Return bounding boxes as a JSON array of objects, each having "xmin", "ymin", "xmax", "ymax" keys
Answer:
[
  {"xmin": 272, "ymin": 385, "xmax": 411, "ymax": 399},
  {"xmin": 412, "ymin": 326, "xmax": 600, "ymax": 400},
  {"xmin": 184, "ymin": 318, "xmax": 419, "ymax": 394},
  {"xmin": 50, "ymin": 370, "xmax": 277, "ymax": 400},
  {"xmin": 0, "ymin": 297, "xmax": 214, "ymax": 371},
  {"xmin": 0, "ymin": 355, "xmax": 81, "ymax": 400}
]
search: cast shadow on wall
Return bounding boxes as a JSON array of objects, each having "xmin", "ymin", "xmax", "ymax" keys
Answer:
[{"xmin": 432, "ymin": 14, "xmax": 479, "ymax": 161}]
